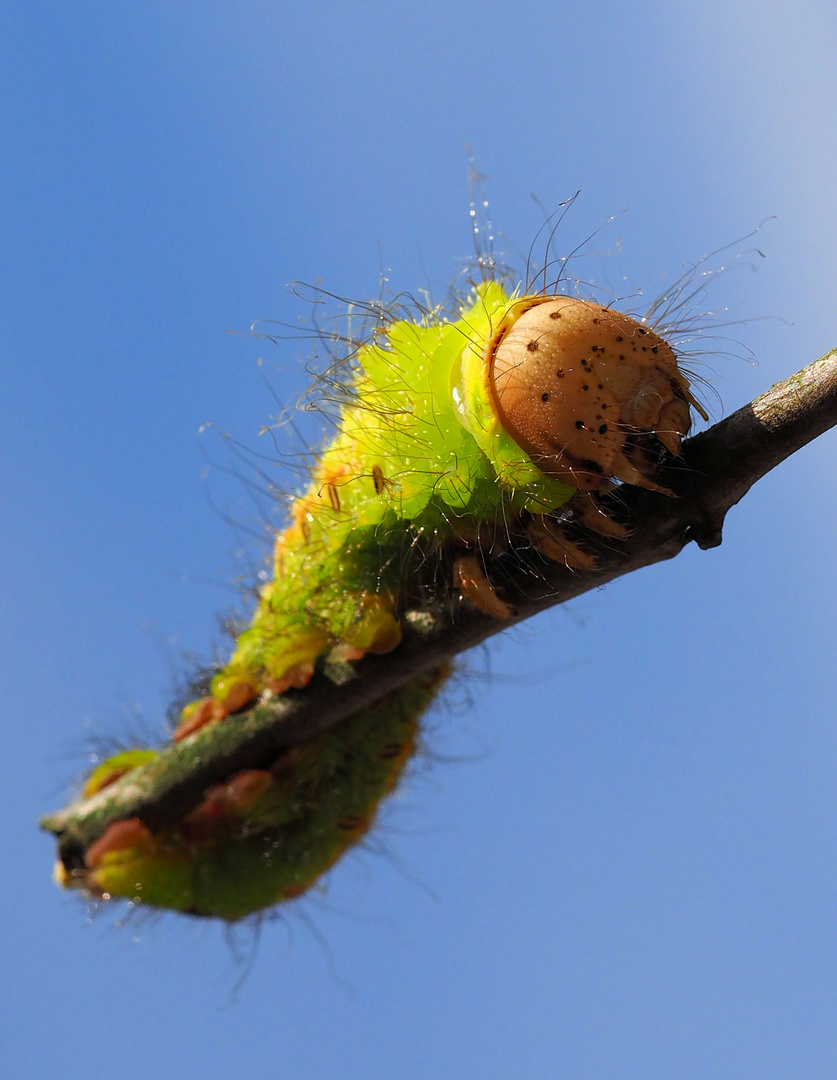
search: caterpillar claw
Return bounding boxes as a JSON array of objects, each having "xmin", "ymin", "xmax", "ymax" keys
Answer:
[
  {"xmin": 453, "ymin": 554, "xmax": 515, "ymax": 619},
  {"xmin": 683, "ymin": 385, "xmax": 709, "ymax": 422},
  {"xmin": 568, "ymin": 490, "xmax": 630, "ymax": 539},
  {"xmin": 655, "ymin": 427, "xmax": 682, "ymax": 457},
  {"xmin": 610, "ymin": 452, "xmax": 674, "ymax": 496},
  {"xmin": 655, "ymin": 396, "xmax": 693, "ymax": 455},
  {"xmin": 526, "ymin": 517, "xmax": 597, "ymax": 571}
]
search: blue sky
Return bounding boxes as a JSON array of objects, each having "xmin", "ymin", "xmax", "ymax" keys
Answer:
[{"xmin": 4, "ymin": 2, "xmax": 837, "ymax": 1077}]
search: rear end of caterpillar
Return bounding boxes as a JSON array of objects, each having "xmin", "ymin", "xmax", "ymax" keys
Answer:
[{"xmin": 56, "ymin": 668, "xmax": 447, "ymax": 921}]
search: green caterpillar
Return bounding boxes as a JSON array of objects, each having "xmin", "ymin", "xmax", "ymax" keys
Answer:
[{"xmin": 52, "ymin": 274, "xmax": 705, "ymax": 921}]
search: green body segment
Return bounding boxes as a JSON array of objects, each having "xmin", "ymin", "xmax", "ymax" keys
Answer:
[
  {"xmin": 211, "ymin": 282, "xmax": 575, "ymax": 707},
  {"xmin": 84, "ymin": 668, "xmax": 447, "ymax": 920}
]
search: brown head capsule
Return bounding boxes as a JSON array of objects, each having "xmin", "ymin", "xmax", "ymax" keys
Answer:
[{"xmin": 488, "ymin": 296, "xmax": 706, "ymax": 493}]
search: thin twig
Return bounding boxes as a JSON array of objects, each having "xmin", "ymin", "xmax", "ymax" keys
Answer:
[{"xmin": 41, "ymin": 349, "xmax": 837, "ymax": 865}]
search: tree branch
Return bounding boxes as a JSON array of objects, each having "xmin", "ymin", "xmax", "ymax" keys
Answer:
[{"xmin": 42, "ymin": 349, "xmax": 837, "ymax": 865}]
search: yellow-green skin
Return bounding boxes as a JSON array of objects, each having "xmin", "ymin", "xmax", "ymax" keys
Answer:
[
  {"xmin": 80, "ymin": 668, "xmax": 446, "ymax": 920},
  {"xmin": 209, "ymin": 283, "xmax": 575, "ymax": 708}
]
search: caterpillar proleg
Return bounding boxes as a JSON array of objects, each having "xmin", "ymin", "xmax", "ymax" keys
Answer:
[{"xmin": 47, "ymin": 226, "xmax": 709, "ymax": 922}]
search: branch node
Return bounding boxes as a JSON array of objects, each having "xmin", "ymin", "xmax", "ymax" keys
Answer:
[{"xmin": 687, "ymin": 522, "xmax": 725, "ymax": 550}]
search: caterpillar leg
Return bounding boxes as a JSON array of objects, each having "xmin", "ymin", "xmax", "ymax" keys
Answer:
[
  {"xmin": 567, "ymin": 490, "xmax": 630, "ymax": 539},
  {"xmin": 526, "ymin": 516, "xmax": 596, "ymax": 571},
  {"xmin": 453, "ymin": 554, "xmax": 515, "ymax": 619}
]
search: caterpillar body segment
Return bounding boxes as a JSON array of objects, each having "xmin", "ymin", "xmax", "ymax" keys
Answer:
[{"xmin": 57, "ymin": 667, "xmax": 448, "ymax": 921}]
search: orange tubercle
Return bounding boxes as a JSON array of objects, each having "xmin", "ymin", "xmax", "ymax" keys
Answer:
[
  {"xmin": 180, "ymin": 769, "xmax": 274, "ymax": 840},
  {"xmin": 329, "ymin": 593, "xmax": 403, "ymax": 663},
  {"xmin": 85, "ymin": 818, "xmax": 155, "ymax": 870},
  {"xmin": 173, "ymin": 696, "xmax": 227, "ymax": 742},
  {"xmin": 265, "ymin": 660, "xmax": 316, "ymax": 695}
]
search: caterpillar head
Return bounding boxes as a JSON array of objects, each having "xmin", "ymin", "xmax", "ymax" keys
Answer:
[{"xmin": 488, "ymin": 296, "xmax": 706, "ymax": 493}]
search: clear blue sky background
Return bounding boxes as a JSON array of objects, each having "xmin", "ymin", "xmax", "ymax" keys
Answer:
[{"xmin": 4, "ymin": 2, "xmax": 837, "ymax": 1077}]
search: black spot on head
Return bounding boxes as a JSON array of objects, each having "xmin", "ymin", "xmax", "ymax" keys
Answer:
[
  {"xmin": 615, "ymin": 336, "xmax": 623, "ymax": 342},
  {"xmin": 556, "ymin": 369, "xmax": 565, "ymax": 378},
  {"xmin": 582, "ymin": 384, "xmax": 589, "ymax": 391},
  {"xmin": 527, "ymin": 340, "xmax": 539, "ymax": 352},
  {"xmin": 651, "ymin": 345, "xmax": 659, "ymax": 354},
  {"xmin": 541, "ymin": 392, "xmax": 550, "ymax": 402},
  {"xmin": 549, "ymin": 311, "xmax": 562, "ymax": 319},
  {"xmin": 575, "ymin": 420, "xmax": 585, "ymax": 430},
  {"xmin": 619, "ymin": 354, "xmax": 625, "ymax": 361},
  {"xmin": 599, "ymin": 423, "xmax": 608, "ymax": 434},
  {"xmin": 638, "ymin": 327, "xmax": 648, "ymax": 334}
]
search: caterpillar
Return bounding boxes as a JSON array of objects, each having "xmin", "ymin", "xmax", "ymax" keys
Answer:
[{"xmin": 49, "ymin": 250, "xmax": 707, "ymax": 922}]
